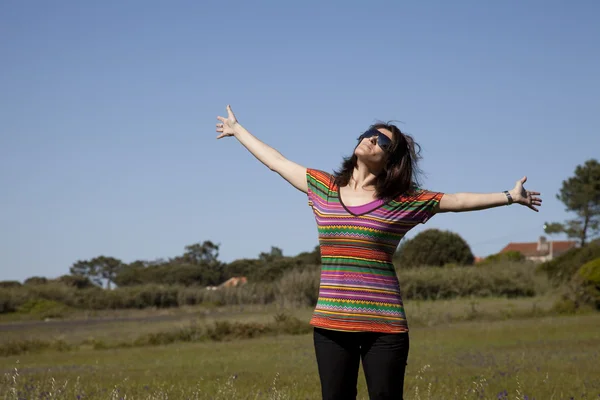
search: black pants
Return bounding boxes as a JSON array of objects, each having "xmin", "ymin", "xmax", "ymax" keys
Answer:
[{"xmin": 313, "ymin": 327, "xmax": 410, "ymax": 400}]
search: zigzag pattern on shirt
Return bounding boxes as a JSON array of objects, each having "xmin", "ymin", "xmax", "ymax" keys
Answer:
[
  {"xmin": 317, "ymin": 297, "xmax": 403, "ymax": 308},
  {"xmin": 313, "ymin": 210, "xmax": 404, "ymax": 224},
  {"xmin": 320, "ymin": 256, "xmax": 392, "ymax": 267},
  {"xmin": 321, "ymin": 271, "xmax": 398, "ymax": 281},
  {"xmin": 319, "ymin": 284, "xmax": 399, "ymax": 293},
  {"xmin": 315, "ymin": 306, "xmax": 405, "ymax": 318},
  {"xmin": 316, "ymin": 224, "xmax": 401, "ymax": 235},
  {"xmin": 305, "ymin": 168, "xmax": 443, "ymax": 333},
  {"xmin": 319, "ymin": 284, "xmax": 398, "ymax": 293}
]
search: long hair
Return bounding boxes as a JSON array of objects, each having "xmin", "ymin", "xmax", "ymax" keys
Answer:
[{"xmin": 333, "ymin": 122, "xmax": 423, "ymax": 200}]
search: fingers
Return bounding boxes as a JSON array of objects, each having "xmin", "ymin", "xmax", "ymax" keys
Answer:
[
  {"xmin": 528, "ymin": 194, "xmax": 542, "ymax": 212},
  {"xmin": 520, "ymin": 176, "xmax": 527, "ymax": 184},
  {"xmin": 227, "ymin": 104, "xmax": 236, "ymax": 120},
  {"xmin": 217, "ymin": 116, "xmax": 226, "ymax": 123}
]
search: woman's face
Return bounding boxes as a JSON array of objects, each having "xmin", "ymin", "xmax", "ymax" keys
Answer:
[{"xmin": 354, "ymin": 128, "xmax": 394, "ymax": 168}]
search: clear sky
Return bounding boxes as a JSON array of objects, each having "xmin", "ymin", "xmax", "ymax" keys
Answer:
[{"xmin": 1, "ymin": 1, "xmax": 599, "ymax": 282}]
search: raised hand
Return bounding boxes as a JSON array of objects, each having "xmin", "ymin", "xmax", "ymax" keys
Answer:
[
  {"xmin": 216, "ymin": 105, "xmax": 238, "ymax": 139},
  {"xmin": 510, "ymin": 176, "xmax": 542, "ymax": 212}
]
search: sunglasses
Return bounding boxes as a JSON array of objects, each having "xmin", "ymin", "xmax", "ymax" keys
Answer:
[{"xmin": 358, "ymin": 128, "xmax": 392, "ymax": 151}]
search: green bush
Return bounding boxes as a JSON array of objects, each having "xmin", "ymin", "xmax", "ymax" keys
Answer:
[
  {"xmin": 55, "ymin": 274, "xmax": 96, "ymax": 289},
  {"xmin": 551, "ymin": 257, "xmax": 600, "ymax": 313},
  {"xmin": 17, "ymin": 299, "xmax": 69, "ymax": 319},
  {"xmin": 576, "ymin": 258, "xmax": 600, "ymax": 310},
  {"xmin": 397, "ymin": 261, "xmax": 539, "ymax": 300},
  {"xmin": 478, "ymin": 251, "xmax": 525, "ymax": 266},
  {"xmin": 552, "ymin": 297, "xmax": 580, "ymax": 314},
  {"xmin": 201, "ymin": 282, "xmax": 277, "ymax": 306},
  {"xmin": 0, "ymin": 280, "xmax": 22, "ymax": 288},
  {"xmin": 395, "ymin": 229, "xmax": 474, "ymax": 267},
  {"xmin": 115, "ymin": 264, "xmax": 214, "ymax": 287},
  {"xmin": 538, "ymin": 243, "xmax": 600, "ymax": 285},
  {"xmin": 0, "ymin": 287, "xmax": 30, "ymax": 313},
  {"xmin": 2, "ymin": 260, "xmax": 547, "ymax": 313},
  {"xmin": 0, "ymin": 339, "xmax": 71, "ymax": 356},
  {"xmin": 578, "ymin": 258, "xmax": 600, "ymax": 284},
  {"xmin": 24, "ymin": 276, "xmax": 48, "ymax": 285}
]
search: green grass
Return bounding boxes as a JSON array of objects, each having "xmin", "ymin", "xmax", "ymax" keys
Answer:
[
  {"xmin": 0, "ymin": 296, "xmax": 559, "ymax": 347},
  {"xmin": 0, "ymin": 299, "xmax": 599, "ymax": 399}
]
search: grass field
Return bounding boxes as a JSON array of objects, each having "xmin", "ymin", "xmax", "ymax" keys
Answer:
[{"xmin": 1, "ymin": 297, "xmax": 599, "ymax": 399}]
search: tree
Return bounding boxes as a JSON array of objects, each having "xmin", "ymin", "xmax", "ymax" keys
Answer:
[
  {"xmin": 56, "ymin": 274, "xmax": 96, "ymax": 289},
  {"xmin": 183, "ymin": 241, "xmax": 220, "ymax": 265},
  {"xmin": 545, "ymin": 159, "xmax": 600, "ymax": 246},
  {"xmin": 185, "ymin": 241, "xmax": 223, "ymax": 283},
  {"xmin": 394, "ymin": 229, "xmax": 474, "ymax": 267},
  {"xmin": 259, "ymin": 246, "xmax": 284, "ymax": 262},
  {"xmin": 69, "ymin": 256, "xmax": 125, "ymax": 289}
]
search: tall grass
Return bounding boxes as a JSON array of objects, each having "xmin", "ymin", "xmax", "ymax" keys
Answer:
[
  {"xmin": 398, "ymin": 261, "xmax": 548, "ymax": 300},
  {"xmin": 0, "ymin": 261, "xmax": 548, "ymax": 316}
]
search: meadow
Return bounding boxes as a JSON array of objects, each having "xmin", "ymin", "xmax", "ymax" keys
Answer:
[{"xmin": 1, "ymin": 296, "xmax": 599, "ymax": 399}]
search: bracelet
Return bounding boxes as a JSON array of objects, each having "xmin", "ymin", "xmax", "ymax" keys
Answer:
[{"xmin": 503, "ymin": 190, "xmax": 513, "ymax": 205}]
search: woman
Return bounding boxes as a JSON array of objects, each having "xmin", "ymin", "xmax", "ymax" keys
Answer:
[{"xmin": 215, "ymin": 105, "xmax": 541, "ymax": 400}]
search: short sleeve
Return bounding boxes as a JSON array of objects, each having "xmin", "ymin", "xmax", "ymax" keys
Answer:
[
  {"xmin": 306, "ymin": 168, "xmax": 333, "ymax": 208},
  {"xmin": 411, "ymin": 190, "xmax": 445, "ymax": 224}
]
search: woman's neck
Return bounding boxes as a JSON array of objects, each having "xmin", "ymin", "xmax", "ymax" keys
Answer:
[{"xmin": 348, "ymin": 162, "xmax": 381, "ymax": 191}]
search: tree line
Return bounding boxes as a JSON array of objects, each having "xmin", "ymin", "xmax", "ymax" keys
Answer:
[{"xmin": 3, "ymin": 158, "xmax": 599, "ymax": 290}]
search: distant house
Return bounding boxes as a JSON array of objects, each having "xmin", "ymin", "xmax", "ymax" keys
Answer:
[{"xmin": 499, "ymin": 236, "xmax": 577, "ymax": 263}]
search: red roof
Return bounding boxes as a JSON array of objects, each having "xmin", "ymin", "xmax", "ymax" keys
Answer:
[{"xmin": 500, "ymin": 240, "xmax": 577, "ymax": 257}]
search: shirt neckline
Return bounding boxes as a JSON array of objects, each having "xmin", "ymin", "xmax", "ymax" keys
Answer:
[{"xmin": 336, "ymin": 186, "xmax": 390, "ymax": 217}]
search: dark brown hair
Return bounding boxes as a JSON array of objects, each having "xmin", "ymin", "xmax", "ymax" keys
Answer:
[{"xmin": 333, "ymin": 122, "xmax": 423, "ymax": 200}]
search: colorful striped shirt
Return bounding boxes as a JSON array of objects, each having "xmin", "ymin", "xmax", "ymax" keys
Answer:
[{"xmin": 306, "ymin": 168, "xmax": 444, "ymax": 333}]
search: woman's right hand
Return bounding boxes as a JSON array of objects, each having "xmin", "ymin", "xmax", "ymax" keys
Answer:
[{"xmin": 216, "ymin": 105, "xmax": 239, "ymax": 139}]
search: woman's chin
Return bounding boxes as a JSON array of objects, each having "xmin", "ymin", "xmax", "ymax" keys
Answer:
[
  {"xmin": 354, "ymin": 147, "xmax": 368, "ymax": 157},
  {"xmin": 355, "ymin": 152, "xmax": 385, "ymax": 167}
]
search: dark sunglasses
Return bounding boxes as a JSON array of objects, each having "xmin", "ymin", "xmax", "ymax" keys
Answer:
[{"xmin": 358, "ymin": 128, "xmax": 392, "ymax": 151}]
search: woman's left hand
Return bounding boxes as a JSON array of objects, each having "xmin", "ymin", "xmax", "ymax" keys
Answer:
[{"xmin": 510, "ymin": 176, "xmax": 542, "ymax": 212}]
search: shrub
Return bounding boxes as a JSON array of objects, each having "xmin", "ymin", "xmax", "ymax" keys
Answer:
[
  {"xmin": 17, "ymin": 299, "xmax": 69, "ymax": 319},
  {"xmin": 56, "ymin": 274, "xmax": 96, "ymax": 289},
  {"xmin": 201, "ymin": 282, "xmax": 277, "ymax": 306},
  {"xmin": 397, "ymin": 261, "xmax": 538, "ymax": 300},
  {"xmin": 0, "ymin": 339, "xmax": 71, "ymax": 356},
  {"xmin": 578, "ymin": 258, "xmax": 600, "ymax": 284},
  {"xmin": 478, "ymin": 251, "xmax": 525, "ymax": 266},
  {"xmin": 576, "ymin": 258, "xmax": 600, "ymax": 309},
  {"xmin": 0, "ymin": 281, "xmax": 22, "ymax": 288},
  {"xmin": 395, "ymin": 229, "xmax": 474, "ymax": 267},
  {"xmin": 538, "ymin": 243, "xmax": 600, "ymax": 285},
  {"xmin": 24, "ymin": 276, "xmax": 48, "ymax": 285},
  {"xmin": 0, "ymin": 287, "xmax": 30, "ymax": 313},
  {"xmin": 3, "ymin": 259, "xmax": 546, "ymax": 312}
]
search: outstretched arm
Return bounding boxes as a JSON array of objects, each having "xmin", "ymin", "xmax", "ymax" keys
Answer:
[
  {"xmin": 216, "ymin": 105, "xmax": 308, "ymax": 193},
  {"xmin": 436, "ymin": 176, "xmax": 542, "ymax": 213}
]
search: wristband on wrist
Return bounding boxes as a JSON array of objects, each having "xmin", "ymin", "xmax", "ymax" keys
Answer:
[{"xmin": 503, "ymin": 190, "xmax": 513, "ymax": 205}]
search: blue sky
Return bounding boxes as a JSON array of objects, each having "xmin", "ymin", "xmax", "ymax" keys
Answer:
[{"xmin": 1, "ymin": 1, "xmax": 599, "ymax": 282}]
